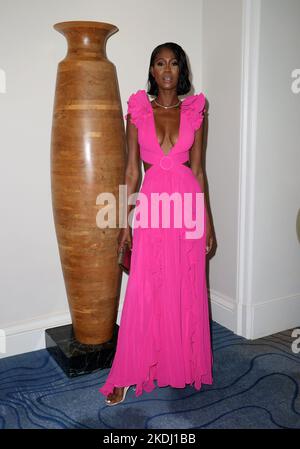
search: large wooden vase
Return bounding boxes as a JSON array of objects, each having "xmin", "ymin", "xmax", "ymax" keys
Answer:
[{"xmin": 50, "ymin": 21, "xmax": 126, "ymax": 345}]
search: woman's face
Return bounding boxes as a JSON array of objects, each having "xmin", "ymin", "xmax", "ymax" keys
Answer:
[{"xmin": 150, "ymin": 48, "xmax": 180, "ymax": 92}]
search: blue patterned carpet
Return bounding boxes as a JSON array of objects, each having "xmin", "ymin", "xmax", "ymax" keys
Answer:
[{"xmin": 0, "ymin": 321, "xmax": 299, "ymax": 429}]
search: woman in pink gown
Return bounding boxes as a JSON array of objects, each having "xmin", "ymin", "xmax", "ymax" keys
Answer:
[{"xmin": 99, "ymin": 43, "xmax": 214, "ymax": 405}]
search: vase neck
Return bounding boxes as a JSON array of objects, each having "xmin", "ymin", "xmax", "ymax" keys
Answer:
[{"xmin": 54, "ymin": 21, "xmax": 118, "ymax": 60}]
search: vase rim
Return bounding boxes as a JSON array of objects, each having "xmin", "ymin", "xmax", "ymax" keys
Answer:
[{"xmin": 53, "ymin": 20, "xmax": 118, "ymax": 33}]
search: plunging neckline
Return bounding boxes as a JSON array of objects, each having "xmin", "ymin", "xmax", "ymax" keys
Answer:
[{"xmin": 144, "ymin": 90, "xmax": 183, "ymax": 157}]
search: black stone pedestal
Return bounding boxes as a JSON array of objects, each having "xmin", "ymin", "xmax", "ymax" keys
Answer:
[{"xmin": 45, "ymin": 323, "xmax": 119, "ymax": 377}]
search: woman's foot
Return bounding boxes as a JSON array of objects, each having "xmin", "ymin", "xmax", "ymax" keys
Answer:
[{"xmin": 105, "ymin": 386, "xmax": 130, "ymax": 406}]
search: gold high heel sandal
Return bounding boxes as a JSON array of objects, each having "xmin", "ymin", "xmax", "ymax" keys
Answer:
[{"xmin": 105, "ymin": 386, "xmax": 130, "ymax": 406}]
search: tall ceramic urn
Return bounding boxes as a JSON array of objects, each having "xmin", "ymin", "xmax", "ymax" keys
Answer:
[{"xmin": 50, "ymin": 21, "xmax": 126, "ymax": 345}]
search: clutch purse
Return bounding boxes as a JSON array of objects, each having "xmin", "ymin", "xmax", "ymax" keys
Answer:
[{"xmin": 117, "ymin": 242, "xmax": 132, "ymax": 274}]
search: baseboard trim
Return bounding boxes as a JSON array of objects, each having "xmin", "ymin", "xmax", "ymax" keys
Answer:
[
  {"xmin": 251, "ymin": 293, "xmax": 300, "ymax": 339},
  {"xmin": 209, "ymin": 289, "xmax": 237, "ymax": 334},
  {"xmin": 0, "ymin": 312, "xmax": 71, "ymax": 359},
  {"xmin": 209, "ymin": 289, "xmax": 300, "ymax": 340}
]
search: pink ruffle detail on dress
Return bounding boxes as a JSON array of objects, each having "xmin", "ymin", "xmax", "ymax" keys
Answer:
[
  {"xmin": 124, "ymin": 89, "xmax": 151, "ymax": 128},
  {"xmin": 181, "ymin": 93, "xmax": 206, "ymax": 131}
]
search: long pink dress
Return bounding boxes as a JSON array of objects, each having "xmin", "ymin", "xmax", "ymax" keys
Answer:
[{"xmin": 99, "ymin": 89, "xmax": 213, "ymax": 398}]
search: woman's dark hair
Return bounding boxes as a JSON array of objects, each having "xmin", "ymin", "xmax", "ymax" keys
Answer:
[{"xmin": 147, "ymin": 42, "xmax": 191, "ymax": 96}]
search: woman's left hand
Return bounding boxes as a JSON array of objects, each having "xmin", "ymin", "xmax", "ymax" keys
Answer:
[{"xmin": 206, "ymin": 220, "xmax": 214, "ymax": 255}]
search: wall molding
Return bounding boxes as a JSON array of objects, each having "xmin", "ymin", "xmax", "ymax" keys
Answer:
[
  {"xmin": 236, "ymin": 0, "xmax": 261, "ymax": 338},
  {"xmin": 251, "ymin": 293, "xmax": 300, "ymax": 339},
  {"xmin": 0, "ymin": 312, "xmax": 71, "ymax": 359},
  {"xmin": 209, "ymin": 289, "xmax": 237, "ymax": 334},
  {"xmin": 209, "ymin": 289, "xmax": 300, "ymax": 340}
]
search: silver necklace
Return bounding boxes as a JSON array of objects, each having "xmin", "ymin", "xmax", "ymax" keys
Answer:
[{"xmin": 154, "ymin": 98, "xmax": 181, "ymax": 109}]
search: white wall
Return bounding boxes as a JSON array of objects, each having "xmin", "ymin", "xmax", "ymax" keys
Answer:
[
  {"xmin": 0, "ymin": 0, "xmax": 204, "ymax": 357},
  {"xmin": 202, "ymin": 0, "xmax": 300, "ymax": 338},
  {"xmin": 252, "ymin": 0, "xmax": 300, "ymax": 336},
  {"xmin": 202, "ymin": 0, "xmax": 243, "ymax": 330}
]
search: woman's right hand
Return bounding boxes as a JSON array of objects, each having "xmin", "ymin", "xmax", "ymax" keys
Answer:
[{"xmin": 117, "ymin": 227, "xmax": 132, "ymax": 254}]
